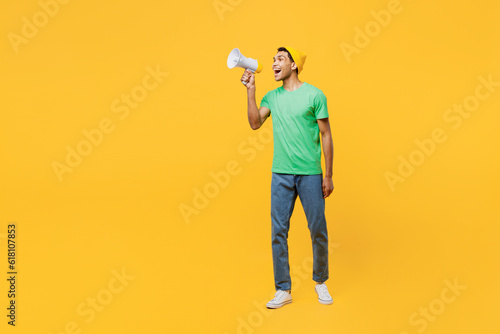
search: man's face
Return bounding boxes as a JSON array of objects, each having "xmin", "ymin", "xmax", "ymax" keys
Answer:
[{"xmin": 272, "ymin": 51, "xmax": 296, "ymax": 81}]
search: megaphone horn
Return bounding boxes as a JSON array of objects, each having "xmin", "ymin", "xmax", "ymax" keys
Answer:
[{"xmin": 227, "ymin": 48, "xmax": 263, "ymax": 85}]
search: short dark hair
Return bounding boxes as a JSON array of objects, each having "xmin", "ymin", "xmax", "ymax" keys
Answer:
[{"xmin": 277, "ymin": 47, "xmax": 298, "ymax": 74}]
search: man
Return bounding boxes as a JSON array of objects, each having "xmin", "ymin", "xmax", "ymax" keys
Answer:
[{"xmin": 241, "ymin": 47, "xmax": 334, "ymax": 308}]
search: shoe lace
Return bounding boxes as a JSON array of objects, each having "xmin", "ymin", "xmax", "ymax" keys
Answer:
[
  {"xmin": 272, "ymin": 290, "xmax": 287, "ymax": 302},
  {"xmin": 316, "ymin": 284, "xmax": 329, "ymax": 297}
]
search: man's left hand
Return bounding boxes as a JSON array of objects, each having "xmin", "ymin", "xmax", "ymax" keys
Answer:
[{"xmin": 322, "ymin": 176, "xmax": 334, "ymax": 199}]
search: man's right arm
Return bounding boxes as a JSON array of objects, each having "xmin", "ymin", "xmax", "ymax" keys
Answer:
[{"xmin": 242, "ymin": 70, "xmax": 270, "ymax": 130}]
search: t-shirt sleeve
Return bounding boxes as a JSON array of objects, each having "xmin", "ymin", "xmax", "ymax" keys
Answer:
[
  {"xmin": 260, "ymin": 92, "xmax": 271, "ymax": 112},
  {"xmin": 313, "ymin": 90, "xmax": 329, "ymax": 119}
]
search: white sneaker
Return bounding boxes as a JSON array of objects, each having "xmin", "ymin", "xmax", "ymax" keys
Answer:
[
  {"xmin": 266, "ymin": 290, "xmax": 292, "ymax": 309},
  {"xmin": 315, "ymin": 283, "xmax": 333, "ymax": 305}
]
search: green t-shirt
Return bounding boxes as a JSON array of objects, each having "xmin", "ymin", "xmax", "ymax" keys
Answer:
[{"xmin": 260, "ymin": 82, "xmax": 329, "ymax": 175}]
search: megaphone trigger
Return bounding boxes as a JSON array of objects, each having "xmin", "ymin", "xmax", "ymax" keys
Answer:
[{"xmin": 241, "ymin": 68, "xmax": 254, "ymax": 85}]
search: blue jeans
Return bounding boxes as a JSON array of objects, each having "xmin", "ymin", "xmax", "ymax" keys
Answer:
[{"xmin": 271, "ymin": 172, "xmax": 329, "ymax": 291}]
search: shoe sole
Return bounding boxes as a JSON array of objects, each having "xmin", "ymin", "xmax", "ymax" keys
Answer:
[
  {"xmin": 317, "ymin": 298, "xmax": 333, "ymax": 305},
  {"xmin": 266, "ymin": 299, "xmax": 292, "ymax": 309}
]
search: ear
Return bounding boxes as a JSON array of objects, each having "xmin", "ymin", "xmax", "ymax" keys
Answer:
[{"xmin": 291, "ymin": 62, "xmax": 297, "ymax": 71}]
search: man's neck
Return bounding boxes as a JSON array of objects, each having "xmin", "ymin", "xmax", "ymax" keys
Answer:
[{"xmin": 282, "ymin": 75, "xmax": 303, "ymax": 92}]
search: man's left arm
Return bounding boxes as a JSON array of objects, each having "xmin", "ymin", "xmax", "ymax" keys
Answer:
[{"xmin": 318, "ymin": 118, "xmax": 334, "ymax": 198}]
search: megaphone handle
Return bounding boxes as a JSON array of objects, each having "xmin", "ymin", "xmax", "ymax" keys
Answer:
[{"xmin": 241, "ymin": 68, "xmax": 255, "ymax": 85}]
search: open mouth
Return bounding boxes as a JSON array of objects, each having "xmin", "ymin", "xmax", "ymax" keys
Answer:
[{"xmin": 274, "ymin": 69, "xmax": 282, "ymax": 75}]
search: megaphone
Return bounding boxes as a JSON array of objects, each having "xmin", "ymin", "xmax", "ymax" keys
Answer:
[{"xmin": 227, "ymin": 48, "xmax": 263, "ymax": 85}]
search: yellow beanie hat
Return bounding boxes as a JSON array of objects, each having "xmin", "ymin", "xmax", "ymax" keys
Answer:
[{"xmin": 285, "ymin": 47, "xmax": 307, "ymax": 74}]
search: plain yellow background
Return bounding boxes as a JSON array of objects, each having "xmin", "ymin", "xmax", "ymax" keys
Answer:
[{"xmin": 1, "ymin": 0, "xmax": 499, "ymax": 333}]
